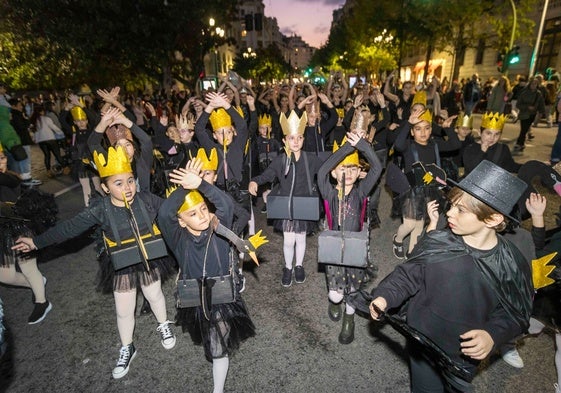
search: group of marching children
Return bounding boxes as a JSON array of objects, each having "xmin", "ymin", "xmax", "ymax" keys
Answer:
[{"xmin": 12, "ymin": 88, "xmax": 267, "ymax": 393}]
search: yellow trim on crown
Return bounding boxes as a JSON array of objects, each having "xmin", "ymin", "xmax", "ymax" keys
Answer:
[
  {"xmin": 333, "ymin": 137, "xmax": 359, "ymax": 167},
  {"xmin": 196, "ymin": 148, "xmax": 218, "ymax": 171},
  {"xmin": 178, "ymin": 190, "xmax": 204, "ymax": 214},
  {"xmin": 93, "ymin": 146, "xmax": 132, "ymax": 178},
  {"xmin": 209, "ymin": 108, "xmax": 232, "ymax": 130},
  {"xmin": 280, "ymin": 110, "xmax": 307, "ymax": 136},
  {"xmin": 481, "ymin": 112, "xmax": 506, "ymax": 132}
]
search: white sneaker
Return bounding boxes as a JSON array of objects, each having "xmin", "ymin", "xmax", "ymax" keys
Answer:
[
  {"xmin": 554, "ymin": 382, "xmax": 561, "ymax": 393},
  {"xmin": 502, "ymin": 348, "xmax": 524, "ymax": 368},
  {"xmin": 112, "ymin": 343, "xmax": 136, "ymax": 379},
  {"xmin": 157, "ymin": 321, "xmax": 176, "ymax": 350}
]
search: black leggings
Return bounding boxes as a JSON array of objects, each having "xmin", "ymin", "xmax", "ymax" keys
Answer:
[
  {"xmin": 38, "ymin": 140, "xmax": 64, "ymax": 170},
  {"xmin": 516, "ymin": 117, "xmax": 535, "ymax": 147}
]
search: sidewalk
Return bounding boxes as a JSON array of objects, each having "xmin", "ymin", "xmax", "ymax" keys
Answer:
[{"xmin": 28, "ymin": 144, "xmax": 80, "ymax": 197}]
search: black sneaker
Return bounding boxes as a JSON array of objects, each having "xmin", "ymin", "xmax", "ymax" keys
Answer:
[
  {"xmin": 527, "ymin": 132, "xmax": 535, "ymax": 140},
  {"xmin": 140, "ymin": 297, "xmax": 151, "ymax": 315},
  {"xmin": 156, "ymin": 321, "xmax": 176, "ymax": 350},
  {"xmin": 281, "ymin": 267, "xmax": 293, "ymax": 287},
  {"xmin": 260, "ymin": 204, "xmax": 267, "ymax": 214},
  {"xmin": 392, "ymin": 235, "xmax": 405, "ymax": 259},
  {"xmin": 112, "ymin": 343, "xmax": 137, "ymax": 379},
  {"xmin": 28, "ymin": 301, "xmax": 52, "ymax": 324},
  {"xmin": 294, "ymin": 266, "xmax": 306, "ymax": 283}
]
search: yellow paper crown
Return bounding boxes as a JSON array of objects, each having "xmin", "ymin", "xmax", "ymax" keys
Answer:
[
  {"xmin": 280, "ymin": 110, "xmax": 307, "ymax": 136},
  {"xmin": 456, "ymin": 112, "xmax": 473, "ymax": 129},
  {"xmin": 412, "ymin": 90, "xmax": 427, "ymax": 106},
  {"xmin": 532, "ymin": 252, "xmax": 557, "ymax": 290},
  {"xmin": 70, "ymin": 106, "xmax": 87, "ymax": 121},
  {"xmin": 194, "ymin": 148, "xmax": 218, "ymax": 171},
  {"xmin": 333, "ymin": 137, "xmax": 359, "ymax": 166},
  {"xmin": 258, "ymin": 113, "xmax": 272, "ymax": 127},
  {"xmin": 418, "ymin": 109, "xmax": 433, "ymax": 124},
  {"xmin": 166, "ymin": 185, "xmax": 178, "ymax": 198},
  {"xmin": 248, "ymin": 229, "xmax": 269, "ymax": 250},
  {"xmin": 481, "ymin": 112, "xmax": 506, "ymax": 132},
  {"xmin": 0, "ymin": 142, "xmax": 4, "ymax": 153},
  {"xmin": 178, "ymin": 190, "xmax": 205, "ymax": 214},
  {"xmin": 335, "ymin": 108, "xmax": 345, "ymax": 118},
  {"xmin": 209, "ymin": 108, "xmax": 232, "ymax": 130},
  {"xmin": 93, "ymin": 146, "xmax": 132, "ymax": 178}
]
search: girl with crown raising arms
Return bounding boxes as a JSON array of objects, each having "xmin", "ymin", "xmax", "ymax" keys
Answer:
[
  {"xmin": 13, "ymin": 117, "xmax": 176, "ymax": 380},
  {"xmin": 249, "ymin": 110, "xmax": 323, "ymax": 287}
]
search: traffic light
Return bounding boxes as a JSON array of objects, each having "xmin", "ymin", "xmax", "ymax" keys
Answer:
[
  {"xmin": 244, "ymin": 14, "xmax": 253, "ymax": 31},
  {"xmin": 508, "ymin": 45, "xmax": 520, "ymax": 65},
  {"xmin": 496, "ymin": 51, "xmax": 505, "ymax": 73}
]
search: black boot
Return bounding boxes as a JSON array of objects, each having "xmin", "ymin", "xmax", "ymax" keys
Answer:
[
  {"xmin": 338, "ymin": 313, "xmax": 355, "ymax": 344},
  {"xmin": 328, "ymin": 301, "xmax": 342, "ymax": 322}
]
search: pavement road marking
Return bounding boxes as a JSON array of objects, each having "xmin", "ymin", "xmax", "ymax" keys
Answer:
[{"xmin": 53, "ymin": 183, "xmax": 81, "ymax": 197}]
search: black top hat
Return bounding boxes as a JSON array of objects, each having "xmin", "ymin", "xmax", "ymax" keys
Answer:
[{"xmin": 450, "ymin": 160, "xmax": 527, "ymax": 223}]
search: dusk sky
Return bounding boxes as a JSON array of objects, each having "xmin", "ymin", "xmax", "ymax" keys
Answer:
[{"xmin": 264, "ymin": 0, "xmax": 345, "ymax": 48}]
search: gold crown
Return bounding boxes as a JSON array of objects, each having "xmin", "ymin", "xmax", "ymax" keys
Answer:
[
  {"xmin": 93, "ymin": 146, "xmax": 132, "ymax": 178},
  {"xmin": 258, "ymin": 113, "xmax": 272, "ymax": 127},
  {"xmin": 106, "ymin": 124, "xmax": 133, "ymax": 146},
  {"xmin": 194, "ymin": 148, "xmax": 218, "ymax": 171},
  {"xmin": 70, "ymin": 106, "xmax": 87, "ymax": 121},
  {"xmin": 412, "ymin": 90, "xmax": 427, "ymax": 106},
  {"xmin": 209, "ymin": 108, "xmax": 232, "ymax": 130},
  {"xmin": 350, "ymin": 106, "xmax": 370, "ymax": 133},
  {"xmin": 333, "ymin": 137, "xmax": 359, "ymax": 166},
  {"xmin": 532, "ymin": 252, "xmax": 557, "ymax": 290},
  {"xmin": 165, "ymin": 185, "xmax": 178, "ymax": 198},
  {"xmin": 177, "ymin": 113, "xmax": 195, "ymax": 130},
  {"xmin": 248, "ymin": 229, "xmax": 269, "ymax": 250},
  {"xmin": 335, "ymin": 108, "xmax": 345, "ymax": 118},
  {"xmin": 456, "ymin": 112, "xmax": 473, "ymax": 129},
  {"xmin": 178, "ymin": 190, "xmax": 204, "ymax": 214},
  {"xmin": 481, "ymin": 112, "xmax": 506, "ymax": 131},
  {"xmin": 0, "ymin": 142, "xmax": 4, "ymax": 153},
  {"xmin": 280, "ymin": 110, "xmax": 307, "ymax": 136},
  {"xmin": 418, "ymin": 109, "xmax": 433, "ymax": 124}
]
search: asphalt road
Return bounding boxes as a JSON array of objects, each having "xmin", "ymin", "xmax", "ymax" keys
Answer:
[{"xmin": 0, "ymin": 117, "xmax": 559, "ymax": 393}]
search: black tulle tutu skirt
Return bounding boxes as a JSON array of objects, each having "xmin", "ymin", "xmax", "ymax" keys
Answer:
[
  {"xmin": 400, "ymin": 185, "xmax": 443, "ymax": 220},
  {"xmin": 175, "ymin": 297, "xmax": 256, "ymax": 362},
  {"xmin": 532, "ymin": 284, "xmax": 561, "ymax": 331},
  {"xmin": 96, "ymin": 250, "xmax": 177, "ymax": 294}
]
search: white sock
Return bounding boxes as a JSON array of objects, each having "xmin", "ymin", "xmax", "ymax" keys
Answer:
[
  {"xmin": 345, "ymin": 302, "xmax": 355, "ymax": 315},
  {"xmin": 528, "ymin": 317, "xmax": 545, "ymax": 335},
  {"xmin": 328, "ymin": 290, "xmax": 343, "ymax": 304},
  {"xmin": 213, "ymin": 356, "xmax": 229, "ymax": 393}
]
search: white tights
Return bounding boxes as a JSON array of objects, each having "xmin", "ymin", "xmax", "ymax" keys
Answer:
[
  {"xmin": 113, "ymin": 279, "xmax": 167, "ymax": 345},
  {"xmin": 282, "ymin": 232, "xmax": 306, "ymax": 269},
  {"xmin": 0, "ymin": 258, "xmax": 45, "ymax": 303},
  {"xmin": 212, "ymin": 356, "xmax": 229, "ymax": 393}
]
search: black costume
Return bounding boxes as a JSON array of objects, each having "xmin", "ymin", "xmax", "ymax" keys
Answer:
[
  {"xmin": 159, "ymin": 181, "xmax": 255, "ymax": 361},
  {"xmin": 463, "ymin": 142, "xmax": 521, "ymax": 176}
]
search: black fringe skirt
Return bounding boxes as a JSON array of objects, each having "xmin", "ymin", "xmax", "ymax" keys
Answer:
[
  {"xmin": 96, "ymin": 251, "xmax": 177, "ymax": 294},
  {"xmin": 0, "ymin": 221, "xmax": 35, "ymax": 268},
  {"xmin": 399, "ymin": 185, "xmax": 443, "ymax": 221},
  {"xmin": 175, "ymin": 296, "xmax": 256, "ymax": 362}
]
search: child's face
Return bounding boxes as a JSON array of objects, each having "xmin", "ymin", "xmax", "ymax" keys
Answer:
[
  {"xmin": 283, "ymin": 134, "xmax": 304, "ymax": 154},
  {"xmin": 411, "ymin": 120, "xmax": 431, "ymax": 145},
  {"xmin": 331, "ymin": 164, "xmax": 360, "ymax": 187},
  {"xmin": 0, "ymin": 152, "xmax": 7, "ymax": 173},
  {"xmin": 114, "ymin": 139, "xmax": 135, "ymax": 162},
  {"xmin": 166, "ymin": 126, "xmax": 180, "ymax": 143},
  {"xmin": 446, "ymin": 194, "xmax": 495, "ymax": 236},
  {"xmin": 213, "ymin": 127, "xmax": 235, "ymax": 146},
  {"xmin": 456, "ymin": 126, "xmax": 472, "ymax": 139},
  {"xmin": 201, "ymin": 170, "xmax": 217, "ymax": 184},
  {"xmin": 480, "ymin": 128, "xmax": 501, "ymax": 147},
  {"xmin": 179, "ymin": 127, "xmax": 194, "ymax": 143},
  {"xmin": 74, "ymin": 119, "xmax": 88, "ymax": 130},
  {"xmin": 258, "ymin": 125, "xmax": 269, "ymax": 138},
  {"xmin": 102, "ymin": 172, "xmax": 137, "ymax": 207},
  {"xmin": 178, "ymin": 202, "xmax": 211, "ymax": 235}
]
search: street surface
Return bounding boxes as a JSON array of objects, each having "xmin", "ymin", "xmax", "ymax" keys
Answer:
[{"xmin": 0, "ymin": 115, "xmax": 559, "ymax": 392}]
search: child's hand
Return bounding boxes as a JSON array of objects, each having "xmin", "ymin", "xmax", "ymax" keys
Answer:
[
  {"xmin": 460, "ymin": 329, "xmax": 494, "ymax": 360},
  {"xmin": 369, "ymin": 297, "xmax": 387, "ymax": 320},
  {"xmin": 408, "ymin": 106, "xmax": 426, "ymax": 125},
  {"xmin": 169, "ymin": 167, "xmax": 202, "ymax": 190},
  {"xmin": 441, "ymin": 114, "xmax": 458, "ymax": 128},
  {"xmin": 12, "ymin": 237, "xmax": 37, "ymax": 253},
  {"xmin": 248, "ymin": 181, "xmax": 258, "ymax": 196},
  {"xmin": 426, "ymin": 200, "xmax": 439, "ymax": 232},
  {"xmin": 346, "ymin": 131, "xmax": 362, "ymax": 146},
  {"xmin": 526, "ymin": 192, "xmax": 546, "ymax": 216},
  {"xmin": 185, "ymin": 158, "xmax": 203, "ymax": 175}
]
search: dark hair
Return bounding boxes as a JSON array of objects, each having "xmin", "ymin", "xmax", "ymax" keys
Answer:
[{"xmin": 447, "ymin": 187, "xmax": 508, "ymax": 232}]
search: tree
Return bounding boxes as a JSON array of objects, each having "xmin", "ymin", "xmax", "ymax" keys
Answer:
[{"xmin": 232, "ymin": 44, "xmax": 291, "ymax": 84}]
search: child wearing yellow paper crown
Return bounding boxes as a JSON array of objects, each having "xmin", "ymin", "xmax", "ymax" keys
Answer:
[
  {"xmin": 249, "ymin": 110, "xmax": 323, "ymax": 286},
  {"xmin": 317, "ymin": 131, "xmax": 382, "ymax": 344},
  {"xmin": 462, "ymin": 112, "xmax": 521, "ymax": 176},
  {"xmin": 391, "ymin": 100, "xmax": 460, "ymax": 259},
  {"xmin": 13, "ymin": 146, "xmax": 176, "ymax": 380},
  {"xmin": 251, "ymin": 113, "xmax": 281, "ymax": 213},
  {"xmin": 159, "ymin": 158, "xmax": 263, "ymax": 393}
]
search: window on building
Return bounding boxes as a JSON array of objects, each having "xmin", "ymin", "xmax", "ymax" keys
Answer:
[
  {"xmin": 538, "ymin": 17, "xmax": 561, "ymax": 73},
  {"xmin": 475, "ymin": 39, "xmax": 485, "ymax": 65}
]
